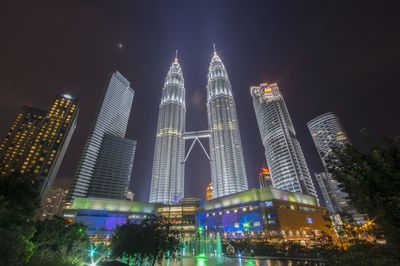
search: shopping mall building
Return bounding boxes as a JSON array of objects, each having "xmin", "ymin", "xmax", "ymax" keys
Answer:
[{"xmin": 63, "ymin": 187, "xmax": 334, "ymax": 243}]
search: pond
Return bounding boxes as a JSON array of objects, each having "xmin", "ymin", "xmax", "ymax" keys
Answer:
[{"xmin": 162, "ymin": 256, "xmax": 325, "ymax": 266}]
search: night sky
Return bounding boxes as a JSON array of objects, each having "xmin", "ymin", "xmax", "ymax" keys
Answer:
[{"xmin": 0, "ymin": 1, "xmax": 399, "ymax": 202}]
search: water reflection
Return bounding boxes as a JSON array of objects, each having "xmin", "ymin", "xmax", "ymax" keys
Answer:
[{"xmin": 163, "ymin": 257, "xmax": 322, "ymax": 266}]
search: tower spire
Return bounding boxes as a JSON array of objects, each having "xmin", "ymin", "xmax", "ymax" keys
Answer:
[
  {"xmin": 213, "ymin": 43, "xmax": 216, "ymax": 55},
  {"xmin": 175, "ymin": 50, "xmax": 178, "ymax": 62}
]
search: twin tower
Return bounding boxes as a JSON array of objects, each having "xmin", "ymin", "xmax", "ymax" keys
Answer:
[{"xmin": 149, "ymin": 50, "xmax": 248, "ymax": 204}]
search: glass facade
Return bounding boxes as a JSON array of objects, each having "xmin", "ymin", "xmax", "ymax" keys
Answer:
[
  {"xmin": 251, "ymin": 83, "xmax": 317, "ymax": 200},
  {"xmin": 68, "ymin": 71, "xmax": 135, "ymax": 201}
]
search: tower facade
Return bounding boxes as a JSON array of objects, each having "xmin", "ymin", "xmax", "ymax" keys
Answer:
[
  {"xmin": 307, "ymin": 112, "xmax": 357, "ymax": 216},
  {"xmin": 307, "ymin": 112, "xmax": 350, "ymax": 168},
  {"xmin": 68, "ymin": 71, "xmax": 135, "ymax": 201},
  {"xmin": 0, "ymin": 94, "xmax": 79, "ymax": 200},
  {"xmin": 207, "ymin": 51, "xmax": 248, "ymax": 198},
  {"xmin": 251, "ymin": 83, "xmax": 317, "ymax": 199},
  {"xmin": 87, "ymin": 135, "xmax": 137, "ymax": 199},
  {"xmin": 149, "ymin": 57, "xmax": 186, "ymax": 204}
]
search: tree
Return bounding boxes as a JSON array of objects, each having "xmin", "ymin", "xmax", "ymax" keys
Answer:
[
  {"xmin": 0, "ymin": 173, "xmax": 39, "ymax": 266},
  {"xmin": 326, "ymin": 135, "xmax": 400, "ymax": 249},
  {"xmin": 110, "ymin": 215, "xmax": 181, "ymax": 266},
  {"xmin": 28, "ymin": 216, "xmax": 89, "ymax": 266}
]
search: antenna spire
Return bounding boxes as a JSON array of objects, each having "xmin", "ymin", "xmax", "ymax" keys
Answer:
[
  {"xmin": 213, "ymin": 43, "xmax": 216, "ymax": 55},
  {"xmin": 175, "ymin": 50, "xmax": 178, "ymax": 62}
]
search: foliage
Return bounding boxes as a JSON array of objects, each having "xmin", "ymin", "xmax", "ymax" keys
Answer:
[
  {"xmin": 326, "ymin": 135, "xmax": 400, "ymax": 249},
  {"xmin": 110, "ymin": 215, "xmax": 181, "ymax": 266},
  {"xmin": 325, "ymin": 240, "xmax": 400, "ymax": 266},
  {"xmin": 0, "ymin": 173, "xmax": 39, "ymax": 266},
  {"xmin": 28, "ymin": 216, "xmax": 90, "ymax": 266}
]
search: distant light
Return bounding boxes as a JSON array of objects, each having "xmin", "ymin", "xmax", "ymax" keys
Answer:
[
  {"xmin": 63, "ymin": 94, "xmax": 72, "ymax": 99},
  {"xmin": 118, "ymin": 43, "xmax": 123, "ymax": 48}
]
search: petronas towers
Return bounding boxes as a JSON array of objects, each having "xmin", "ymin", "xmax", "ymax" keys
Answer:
[
  {"xmin": 207, "ymin": 51, "xmax": 248, "ymax": 198},
  {"xmin": 149, "ymin": 57, "xmax": 186, "ymax": 204},
  {"xmin": 150, "ymin": 50, "xmax": 248, "ymax": 204}
]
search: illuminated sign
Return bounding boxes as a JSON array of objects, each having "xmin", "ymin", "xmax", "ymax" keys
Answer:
[
  {"xmin": 260, "ymin": 85, "xmax": 273, "ymax": 93},
  {"xmin": 261, "ymin": 167, "xmax": 270, "ymax": 175},
  {"xmin": 306, "ymin": 217, "xmax": 313, "ymax": 224}
]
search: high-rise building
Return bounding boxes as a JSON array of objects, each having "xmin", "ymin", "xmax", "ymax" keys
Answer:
[
  {"xmin": 0, "ymin": 106, "xmax": 47, "ymax": 176},
  {"xmin": 207, "ymin": 50, "xmax": 248, "ymax": 198},
  {"xmin": 0, "ymin": 94, "xmax": 79, "ymax": 200},
  {"xmin": 68, "ymin": 71, "xmax": 135, "ymax": 201},
  {"xmin": 251, "ymin": 83, "xmax": 317, "ymax": 199},
  {"xmin": 307, "ymin": 112, "xmax": 364, "ymax": 222},
  {"xmin": 307, "ymin": 112, "xmax": 349, "ymax": 168},
  {"xmin": 259, "ymin": 167, "xmax": 273, "ymax": 188},
  {"xmin": 150, "ymin": 56, "xmax": 186, "ymax": 204},
  {"xmin": 87, "ymin": 134, "xmax": 137, "ymax": 199}
]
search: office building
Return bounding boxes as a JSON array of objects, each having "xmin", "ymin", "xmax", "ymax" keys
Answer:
[
  {"xmin": 307, "ymin": 112, "xmax": 350, "ymax": 168},
  {"xmin": 251, "ymin": 83, "xmax": 317, "ymax": 199},
  {"xmin": 150, "ymin": 56, "xmax": 186, "ymax": 204},
  {"xmin": 68, "ymin": 71, "xmax": 135, "ymax": 201},
  {"xmin": 207, "ymin": 49, "xmax": 248, "ymax": 198},
  {"xmin": 307, "ymin": 112, "xmax": 350, "ymax": 213},
  {"xmin": 308, "ymin": 113, "xmax": 364, "ymax": 222},
  {"xmin": 87, "ymin": 134, "xmax": 137, "ymax": 199}
]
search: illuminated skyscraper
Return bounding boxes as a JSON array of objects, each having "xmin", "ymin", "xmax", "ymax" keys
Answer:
[
  {"xmin": 307, "ymin": 112, "xmax": 350, "ymax": 168},
  {"xmin": 150, "ymin": 56, "xmax": 186, "ymax": 204},
  {"xmin": 251, "ymin": 83, "xmax": 317, "ymax": 199},
  {"xmin": 68, "ymin": 71, "xmax": 135, "ymax": 201},
  {"xmin": 307, "ymin": 112, "xmax": 364, "ymax": 221},
  {"xmin": 207, "ymin": 50, "xmax": 248, "ymax": 198},
  {"xmin": 0, "ymin": 94, "xmax": 79, "ymax": 200},
  {"xmin": 0, "ymin": 106, "xmax": 47, "ymax": 176}
]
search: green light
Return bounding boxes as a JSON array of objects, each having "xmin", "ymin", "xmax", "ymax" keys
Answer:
[
  {"xmin": 243, "ymin": 222, "xmax": 251, "ymax": 231},
  {"xmin": 245, "ymin": 258, "xmax": 256, "ymax": 265}
]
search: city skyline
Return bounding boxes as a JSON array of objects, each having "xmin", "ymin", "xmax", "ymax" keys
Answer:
[{"xmin": 0, "ymin": 1, "xmax": 399, "ymax": 202}]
